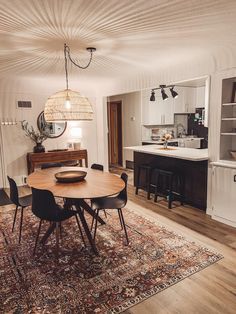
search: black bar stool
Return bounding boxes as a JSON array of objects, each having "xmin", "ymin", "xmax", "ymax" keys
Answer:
[
  {"xmin": 149, "ymin": 168, "xmax": 184, "ymax": 209},
  {"xmin": 135, "ymin": 164, "xmax": 152, "ymax": 197}
]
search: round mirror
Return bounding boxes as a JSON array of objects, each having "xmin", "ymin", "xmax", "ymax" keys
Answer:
[{"xmin": 37, "ymin": 111, "xmax": 67, "ymax": 138}]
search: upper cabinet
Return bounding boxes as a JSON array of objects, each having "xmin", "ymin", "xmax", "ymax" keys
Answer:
[
  {"xmin": 173, "ymin": 86, "xmax": 205, "ymax": 114},
  {"xmin": 141, "ymin": 76, "xmax": 209, "ymax": 126},
  {"xmin": 141, "ymin": 89, "xmax": 174, "ymax": 125}
]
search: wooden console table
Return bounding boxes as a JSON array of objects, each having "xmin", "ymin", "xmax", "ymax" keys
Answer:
[{"xmin": 27, "ymin": 149, "xmax": 88, "ymax": 174}]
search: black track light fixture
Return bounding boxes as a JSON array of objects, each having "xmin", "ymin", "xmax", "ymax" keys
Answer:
[
  {"xmin": 170, "ymin": 86, "xmax": 178, "ymax": 99},
  {"xmin": 149, "ymin": 84, "xmax": 179, "ymax": 102},
  {"xmin": 150, "ymin": 90, "xmax": 155, "ymax": 101},
  {"xmin": 160, "ymin": 85, "xmax": 168, "ymax": 101}
]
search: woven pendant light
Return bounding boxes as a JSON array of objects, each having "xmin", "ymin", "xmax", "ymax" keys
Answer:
[{"xmin": 44, "ymin": 44, "xmax": 96, "ymax": 122}]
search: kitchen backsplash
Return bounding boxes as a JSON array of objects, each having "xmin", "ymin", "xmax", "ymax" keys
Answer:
[{"xmin": 142, "ymin": 114, "xmax": 188, "ymax": 140}]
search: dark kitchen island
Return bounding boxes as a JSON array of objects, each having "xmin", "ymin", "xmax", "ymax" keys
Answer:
[{"xmin": 125, "ymin": 145, "xmax": 209, "ymax": 210}]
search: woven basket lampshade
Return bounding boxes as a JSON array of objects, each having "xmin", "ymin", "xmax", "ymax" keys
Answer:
[{"xmin": 44, "ymin": 89, "xmax": 93, "ymax": 122}]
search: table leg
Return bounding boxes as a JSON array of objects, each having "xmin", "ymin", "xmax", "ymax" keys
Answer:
[
  {"xmin": 75, "ymin": 205, "xmax": 98, "ymax": 255},
  {"xmin": 40, "ymin": 222, "xmax": 56, "ymax": 244},
  {"xmin": 78, "ymin": 199, "xmax": 105, "ymax": 225}
]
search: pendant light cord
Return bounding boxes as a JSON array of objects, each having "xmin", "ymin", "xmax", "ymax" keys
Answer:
[
  {"xmin": 64, "ymin": 44, "xmax": 69, "ymax": 90},
  {"xmin": 64, "ymin": 44, "xmax": 94, "ymax": 70}
]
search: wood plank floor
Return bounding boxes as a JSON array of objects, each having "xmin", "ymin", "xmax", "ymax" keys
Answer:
[{"xmin": 1, "ymin": 175, "xmax": 236, "ymax": 314}]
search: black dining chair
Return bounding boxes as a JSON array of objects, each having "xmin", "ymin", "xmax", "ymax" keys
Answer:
[
  {"xmin": 31, "ymin": 187, "xmax": 85, "ymax": 257},
  {"xmin": 41, "ymin": 162, "xmax": 63, "ymax": 169},
  {"xmin": 91, "ymin": 163, "xmax": 104, "ymax": 171},
  {"xmin": 7, "ymin": 176, "xmax": 32, "ymax": 244},
  {"xmin": 91, "ymin": 172, "xmax": 129, "ymax": 245}
]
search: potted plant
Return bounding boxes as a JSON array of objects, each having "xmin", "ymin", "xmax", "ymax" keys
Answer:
[{"xmin": 21, "ymin": 120, "xmax": 48, "ymax": 153}]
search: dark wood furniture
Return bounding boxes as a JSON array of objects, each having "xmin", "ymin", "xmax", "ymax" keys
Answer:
[
  {"xmin": 134, "ymin": 152, "xmax": 208, "ymax": 210},
  {"xmin": 27, "ymin": 167, "xmax": 125, "ymax": 254},
  {"xmin": 27, "ymin": 149, "xmax": 88, "ymax": 174}
]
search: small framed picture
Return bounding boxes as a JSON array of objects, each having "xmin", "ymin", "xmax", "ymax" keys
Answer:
[{"xmin": 231, "ymin": 82, "xmax": 236, "ymax": 103}]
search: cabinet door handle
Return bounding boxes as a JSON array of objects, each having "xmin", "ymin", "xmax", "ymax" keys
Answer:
[{"xmin": 234, "ymin": 175, "xmax": 236, "ymax": 182}]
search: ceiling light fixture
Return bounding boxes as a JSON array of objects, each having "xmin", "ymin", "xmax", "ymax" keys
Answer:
[
  {"xmin": 149, "ymin": 85, "xmax": 178, "ymax": 102},
  {"xmin": 150, "ymin": 90, "xmax": 155, "ymax": 101},
  {"xmin": 44, "ymin": 43, "xmax": 96, "ymax": 122},
  {"xmin": 160, "ymin": 85, "xmax": 168, "ymax": 101},
  {"xmin": 170, "ymin": 86, "xmax": 178, "ymax": 99}
]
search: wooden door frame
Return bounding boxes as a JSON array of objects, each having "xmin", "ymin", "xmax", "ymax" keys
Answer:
[{"xmin": 107, "ymin": 101, "xmax": 123, "ymax": 167}]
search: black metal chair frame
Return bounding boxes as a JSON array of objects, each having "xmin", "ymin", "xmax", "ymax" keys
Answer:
[
  {"xmin": 31, "ymin": 187, "xmax": 86, "ymax": 258},
  {"xmin": 91, "ymin": 172, "xmax": 129, "ymax": 245},
  {"xmin": 7, "ymin": 176, "xmax": 32, "ymax": 244}
]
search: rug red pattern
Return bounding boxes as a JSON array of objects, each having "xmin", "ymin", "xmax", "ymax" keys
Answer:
[{"xmin": 0, "ymin": 205, "xmax": 222, "ymax": 313}]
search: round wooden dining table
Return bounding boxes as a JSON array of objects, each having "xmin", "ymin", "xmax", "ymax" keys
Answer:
[{"xmin": 27, "ymin": 167, "xmax": 125, "ymax": 254}]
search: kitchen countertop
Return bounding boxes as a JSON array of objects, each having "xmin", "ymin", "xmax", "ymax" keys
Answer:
[
  {"xmin": 142, "ymin": 137, "xmax": 203, "ymax": 144},
  {"xmin": 124, "ymin": 145, "xmax": 209, "ymax": 161}
]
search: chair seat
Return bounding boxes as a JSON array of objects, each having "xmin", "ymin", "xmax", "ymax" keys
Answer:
[
  {"xmin": 18, "ymin": 194, "xmax": 32, "ymax": 207},
  {"xmin": 92, "ymin": 196, "xmax": 125, "ymax": 210}
]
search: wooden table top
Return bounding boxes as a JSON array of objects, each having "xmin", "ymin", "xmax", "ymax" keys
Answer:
[{"xmin": 27, "ymin": 167, "xmax": 125, "ymax": 199}]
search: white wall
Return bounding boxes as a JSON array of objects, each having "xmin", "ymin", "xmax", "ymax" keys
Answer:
[{"xmin": 108, "ymin": 91, "xmax": 142, "ymax": 166}]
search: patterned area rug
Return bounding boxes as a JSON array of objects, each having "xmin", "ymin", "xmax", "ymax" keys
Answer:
[
  {"xmin": 0, "ymin": 204, "xmax": 222, "ymax": 313},
  {"xmin": 0, "ymin": 189, "xmax": 12, "ymax": 206}
]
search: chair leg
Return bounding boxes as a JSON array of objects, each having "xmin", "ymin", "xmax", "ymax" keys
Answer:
[
  {"xmin": 59, "ymin": 222, "xmax": 63, "ymax": 239},
  {"xmin": 135, "ymin": 167, "xmax": 141, "ymax": 195},
  {"xmin": 33, "ymin": 219, "xmax": 42, "ymax": 255},
  {"xmin": 118, "ymin": 209, "xmax": 123, "ymax": 229},
  {"xmin": 75, "ymin": 214, "xmax": 86, "ymax": 247},
  {"xmin": 93, "ymin": 209, "xmax": 99, "ymax": 241},
  {"xmin": 90, "ymin": 213, "xmax": 95, "ymax": 231},
  {"xmin": 19, "ymin": 207, "xmax": 24, "ymax": 244},
  {"xmin": 55, "ymin": 222, "xmax": 60, "ymax": 260},
  {"xmin": 118, "ymin": 209, "xmax": 129, "ymax": 245},
  {"xmin": 12, "ymin": 205, "xmax": 18, "ymax": 232},
  {"xmin": 104, "ymin": 210, "xmax": 107, "ymax": 218}
]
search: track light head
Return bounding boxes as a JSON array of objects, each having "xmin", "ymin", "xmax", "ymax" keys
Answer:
[
  {"xmin": 161, "ymin": 88, "xmax": 168, "ymax": 101},
  {"xmin": 170, "ymin": 86, "xmax": 178, "ymax": 99},
  {"xmin": 150, "ymin": 90, "xmax": 155, "ymax": 101}
]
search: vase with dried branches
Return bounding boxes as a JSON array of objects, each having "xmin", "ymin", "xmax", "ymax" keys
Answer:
[{"xmin": 21, "ymin": 120, "xmax": 48, "ymax": 153}]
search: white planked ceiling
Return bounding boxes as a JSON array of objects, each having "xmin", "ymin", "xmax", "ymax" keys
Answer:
[{"xmin": 0, "ymin": 0, "xmax": 236, "ymax": 81}]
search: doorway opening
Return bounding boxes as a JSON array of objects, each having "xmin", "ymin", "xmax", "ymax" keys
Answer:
[{"xmin": 107, "ymin": 101, "xmax": 123, "ymax": 168}]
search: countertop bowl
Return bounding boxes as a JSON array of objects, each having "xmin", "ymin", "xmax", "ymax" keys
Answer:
[
  {"xmin": 55, "ymin": 170, "xmax": 87, "ymax": 183},
  {"xmin": 230, "ymin": 151, "xmax": 236, "ymax": 160}
]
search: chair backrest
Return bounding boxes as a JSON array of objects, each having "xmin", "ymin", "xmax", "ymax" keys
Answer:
[
  {"xmin": 41, "ymin": 162, "xmax": 62, "ymax": 169},
  {"xmin": 91, "ymin": 163, "xmax": 104, "ymax": 171},
  {"xmin": 118, "ymin": 172, "xmax": 128, "ymax": 204},
  {"xmin": 7, "ymin": 176, "xmax": 19, "ymax": 206},
  {"xmin": 31, "ymin": 187, "xmax": 61, "ymax": 221}
]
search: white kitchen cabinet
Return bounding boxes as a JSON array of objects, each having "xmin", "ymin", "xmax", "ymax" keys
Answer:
[
  {"xmin": 173, "ymin": 86, "xmax": 206, "ymax": 113},
  {"xmin": 211, "ymin": 165, "xmax": 236, "ymax": 227},
  {"xmin": 196, "ymin": 86, "xmax": 205, "ymax": 108},
  {"xmin": 141, "ymin": 89, "xmax": 174, "ymax": 125},
  {"xmin": 173, "ymin": 87, "xmax": 186, "ymax": 113}
]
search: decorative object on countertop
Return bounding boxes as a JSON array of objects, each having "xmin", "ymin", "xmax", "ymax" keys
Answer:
[
  {"xmin": 44, "ymin": 43, "xmax": 95, "ymax": 122},
  {"xmin": 161, "ymin": 133, "xmax": 172, "ymax": 149},
  {"xmin": 230, "ymin": 151, "xmax": 236, "ymax": 160},
  {"xmin": 21, "ymin": 120, "xmax": 48, "ymax": 153}
]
